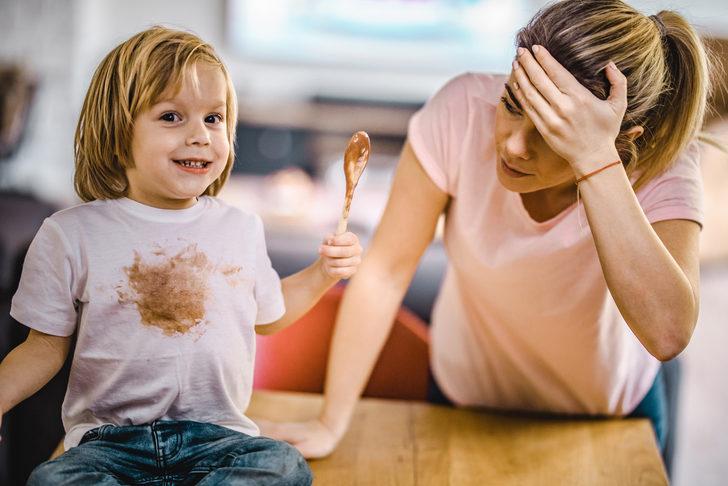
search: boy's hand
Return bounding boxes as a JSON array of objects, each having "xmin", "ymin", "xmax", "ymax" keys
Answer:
[{"xmin": 318, "ymin": 232, "xmax": 362, "ymax": 280}]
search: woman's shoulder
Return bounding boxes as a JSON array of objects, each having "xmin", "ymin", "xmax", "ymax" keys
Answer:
[
  {"xmin": 636, "ymin": 140, "xmax": 704, "ymax": 225},
  {"xmin": 637, "ymin": 140, "xmax": 702, "ymax": 192},
  {"xmin": 437, "ymin": 72, "xmax": 507, "ymax": 107}
]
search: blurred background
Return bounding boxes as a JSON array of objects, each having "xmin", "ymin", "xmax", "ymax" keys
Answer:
[{"xmin": 0, "ymin": 0, "xmax": 726, "ymax": 484}]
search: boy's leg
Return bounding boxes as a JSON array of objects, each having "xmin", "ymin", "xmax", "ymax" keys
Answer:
[
  {"xmin": 27, "ymin": 424, "xmax": 155, "ymax": 486},
  {"xmin": 27, "ymin": 437, "xmax": 124, "ymax": 486},
  {"xmin": 179, "ymin": 424, "xmax": 312, "ymax": 486},
  {"xmin": 27, "ymin": 451, "xmax": 124, "ymax": 486}
]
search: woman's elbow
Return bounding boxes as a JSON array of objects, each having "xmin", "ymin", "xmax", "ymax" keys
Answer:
[
  {"xmin": 651, "ymin": 341, "xmax": 686, "ymax": 362},
  {"xmin": 648, "ymin": 317, "xmax": 696, "ymax": 362}
]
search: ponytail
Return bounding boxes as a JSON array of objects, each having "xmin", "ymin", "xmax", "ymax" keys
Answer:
[{"xmin": 631, "ymin": 11, "xmax": 711, "ymax": 191}]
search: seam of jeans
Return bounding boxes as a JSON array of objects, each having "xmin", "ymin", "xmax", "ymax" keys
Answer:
[
  {"xmin": 133, "ymin": 474, "xmax": 176, "ymax": 485},
  {"xmin": 79, "ymin": 427, "xmax": 100, "ymax": 444},
  {"xmin": 151, "ymin": 422, "xmax": 165, "ymax": 474},
  {"xmin": 162, "ymin": 431, "xmax": 185, "ymax": 464},
  {"xmin": 96, "ymin": 424, "xmax": 111, "ymax": 441}
]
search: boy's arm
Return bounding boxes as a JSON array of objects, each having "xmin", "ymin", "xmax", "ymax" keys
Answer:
[
  {"xmin": 255, "ymin": 232, "xmax": 362, "ymax": 336},
  {"xmin": 0, "ymin": 330, "xmax": 72, "ymax": 429}
]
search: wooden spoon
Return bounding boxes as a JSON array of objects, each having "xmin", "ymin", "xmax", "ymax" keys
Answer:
[{"xmin": 336, "ymin": 131, "xmax": 370, "ymax": 234}]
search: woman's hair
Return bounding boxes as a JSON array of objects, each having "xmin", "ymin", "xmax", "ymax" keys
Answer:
[
  {"xmin": 517, "ymin": 0, "xmax": 713, "ymax": 191},
  {"xmin": 74, "ymin": 26, "xmax": 237, "ymax": 201}
]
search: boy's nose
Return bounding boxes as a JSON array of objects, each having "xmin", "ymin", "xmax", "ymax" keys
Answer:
[{"xmin": 186, "ymin": 121, "xmax": 211, "ymax": 146}]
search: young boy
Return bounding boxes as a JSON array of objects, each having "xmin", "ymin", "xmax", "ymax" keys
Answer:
[{"xmin": 0, "ymin": 26, "xmax": 362, "ymax": 485}]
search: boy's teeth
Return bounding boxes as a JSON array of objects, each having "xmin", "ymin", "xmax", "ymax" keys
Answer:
[{"xmin": 178, "ymin": 160, "xmax": 206, "ymax": 168}]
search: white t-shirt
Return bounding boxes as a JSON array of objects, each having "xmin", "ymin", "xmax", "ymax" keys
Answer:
[{"xmin": 11, "ymin": 196, "xmax": 285, "ymax": 449}]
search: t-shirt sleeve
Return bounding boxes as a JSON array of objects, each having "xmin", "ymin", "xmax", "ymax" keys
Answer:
[
  {"xmin": 407, "ymin": 73, "xmax": 475, "ymax": 195},
  {"xmin": 10, "ymin": 219, "xmax": 79, "ymax": 337},
  {"xmin": 252, "ymin": 215, "xmax": 285, "ymax": 325},
  {"xmin": 637, "ymin": 141, "xmax": 704, "ymax": 228}
]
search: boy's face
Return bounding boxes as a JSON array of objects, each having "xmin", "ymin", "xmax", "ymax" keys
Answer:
[{"xmin": 127, "ymin": 63, "xmax": 230, "ymax": 209}]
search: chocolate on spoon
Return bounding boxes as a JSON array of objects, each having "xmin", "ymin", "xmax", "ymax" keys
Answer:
[{"xmin": 337, "ymin": 131, "xmax": 370, "ymax": 235}]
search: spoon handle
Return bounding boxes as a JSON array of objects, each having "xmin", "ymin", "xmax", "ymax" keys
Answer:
[
  {"xmin": 336, "ymin": 214, "xmax": 348, "ymax": 235},
  {"xmin": 337, "ymin": 199, "xmax": 351, "ymax": 234}
]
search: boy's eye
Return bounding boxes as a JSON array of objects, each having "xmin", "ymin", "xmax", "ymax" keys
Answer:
[
  {"xmin": 500, "ymin": 96, "xmax": 521, "ymax": 116},
  {"xmin": 160, "ymin": 112, "xmax": 180, "ymax": 122},
  {"xmin": 205, "ymin": 113, "xmax": 224, "ymax": 124}
]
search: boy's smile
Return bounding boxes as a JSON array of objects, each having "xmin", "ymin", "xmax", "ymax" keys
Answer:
[
  {"xmin": 126, "ymin": 62, "xmax": 230, "ymax": 209},
  {"xmin": 174, "ymin": 158, "xmax": 213, "ymax": 173}
]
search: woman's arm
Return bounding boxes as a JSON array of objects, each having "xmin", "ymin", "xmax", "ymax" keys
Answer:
[
  {"xmin": 256, "ymin": 232, "xmax": 363, "ymax": 336},
  {"xmin": 512, "ymin": 46, "xmax": 700, "ymax": 360},
  {"xmin": 579, "ymin": 169, "xmax": 699, "ymax": 361},
  {"xmin": 258, "ymin": 142, "xmax": 448, "ymax": 457},
  {"xmin": 0, "ymin": 330, "xmax": 72, "ymax": 436}
]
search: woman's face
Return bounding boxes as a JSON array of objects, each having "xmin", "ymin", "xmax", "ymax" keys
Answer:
[{"xmin": 494, "ymin": 72, "xmax": 575, "ymax": 194}]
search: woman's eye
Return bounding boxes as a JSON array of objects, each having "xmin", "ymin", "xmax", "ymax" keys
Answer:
[
  {"xmin": 500, "ymin": 96, "xmax": 521, "ymax": 116},
  {"xmin": 205, "ymin": 113, "xmax": 223, "ymax": 124},
  {"xmin": 160, "ymin": 112, "xmax": 180, "ymax": 122}
]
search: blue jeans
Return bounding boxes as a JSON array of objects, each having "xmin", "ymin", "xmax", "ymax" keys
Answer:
[
  {"xmin": 27, "ymin": 420, "xmax": 312, "ymax": 486},
  {"xmin": 427, "ymin": 367, "xmax": 667, "ymax": 451},
  {"xmin": 629, "ymin": 367, "xmax": 667, "ymax": 451}
]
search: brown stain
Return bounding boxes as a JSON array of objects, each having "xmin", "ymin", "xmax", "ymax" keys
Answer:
[
  {"xmin": 116, "ymin": 286, "xmax": 132, "ymax": 305},
  {"xmin": 220, "ymin": 264, "xmax": 244, "ymax": 287},
  {"xmin": 221, "ymin": 265, "xmax": 242, "ymax": 277},
  {"xmin": 117, "ymin": 244, "xmax": 214, "ymax": 336}
]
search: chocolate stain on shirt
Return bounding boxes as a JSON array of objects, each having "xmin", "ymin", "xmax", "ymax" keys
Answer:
[
  {"xmin": 220, "ymin": 265, "xmax": 243, "ymax": 286},
  {"xmin": 221, "ymin": 265, "xmax": 242, "ymax": 277},
  {"xmin": 117, "ymin": 244, "xmax": 214, "ymax": 336}
]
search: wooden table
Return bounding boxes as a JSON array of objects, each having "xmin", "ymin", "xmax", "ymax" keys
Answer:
[{"xmin": 249, "ymin": 391, "xmax": 668, "ymax": 485}]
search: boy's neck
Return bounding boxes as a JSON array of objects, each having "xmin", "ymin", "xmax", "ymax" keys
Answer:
[{"xmin": 125, "ymin": 191, "xmax": 199, "ymax": 210}]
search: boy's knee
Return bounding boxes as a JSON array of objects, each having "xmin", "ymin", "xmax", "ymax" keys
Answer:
[
  {"xmin": 27, "ymin": 460, "xmax": 62, "ymax": 486},
  {"xmin": 260, "ymin": 439, "xmax": 313, "ymax": 485},
  {"xmin": 282, "ymin": 444, "xmax": 312, "ymax": 485}
]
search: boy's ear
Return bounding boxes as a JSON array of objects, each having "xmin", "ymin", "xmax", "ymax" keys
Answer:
[{"xmin": 624, "ymin": 125, "xmax": 644, "ymax": 141}]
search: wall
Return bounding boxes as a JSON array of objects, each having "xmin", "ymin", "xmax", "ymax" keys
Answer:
[{"xmin": 0, "ymin": 0, "xmax": 225, "ymax": 205}]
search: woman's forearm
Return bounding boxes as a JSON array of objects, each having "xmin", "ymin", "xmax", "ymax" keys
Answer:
[
  {"xmin": 320, "ymin": 259, "xmax": 413, "ymax": 435},
  {"xmin": 580, "ymin": 163, "xmax": 698, "ymax": 360}
]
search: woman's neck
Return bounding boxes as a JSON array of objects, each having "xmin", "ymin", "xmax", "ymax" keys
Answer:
[{"xmin": 519, "ymin": 180, "xmax": 577, "ymax": 223}]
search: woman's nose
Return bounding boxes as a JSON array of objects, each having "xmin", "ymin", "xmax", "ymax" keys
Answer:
[{"xmin": 505, "ymin": 128, "xmax": 531, "ymax": 161}]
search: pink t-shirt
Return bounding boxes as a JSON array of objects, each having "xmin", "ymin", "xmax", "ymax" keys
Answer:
[{"xmin": 409, "ymin": 73, "xmax": 703, "ymax": 416}]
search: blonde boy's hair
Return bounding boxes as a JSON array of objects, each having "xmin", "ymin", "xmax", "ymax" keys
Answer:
[{"xmin": 74, "ymin": 26, "xmax": 237, "ymax": 201}]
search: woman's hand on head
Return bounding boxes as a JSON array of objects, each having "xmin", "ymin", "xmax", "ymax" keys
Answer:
[
  {"xmin": 510, "ymin": 45, "xmax": 627, "ymax": 175},
  {"xmin": 318, "ymin": 232, "xmax": 363, "ymax": 280},
  {"xmin": 257, "ymin": 418, "xmax": 341, "ymax": 459}
]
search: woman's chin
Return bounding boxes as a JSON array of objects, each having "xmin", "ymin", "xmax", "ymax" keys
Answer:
[{"xmin": 496, "ymin": 165, "xmax": 535, "ymax": 193}]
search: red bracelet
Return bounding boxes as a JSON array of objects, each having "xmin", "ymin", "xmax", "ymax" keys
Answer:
[{"xmin": 574, "ymin": 160, "xmax": 623, "ymax": 184}]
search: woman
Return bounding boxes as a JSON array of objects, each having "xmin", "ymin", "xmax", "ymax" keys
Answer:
[{"xmin": 262, "ymin": 0, "xmax": 711, "ymax": 459}]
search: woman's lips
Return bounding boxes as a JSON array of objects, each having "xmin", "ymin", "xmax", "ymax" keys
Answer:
[{"xmin": 500, "ymin": 158, "xmax": 530, "ymax": 178}]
